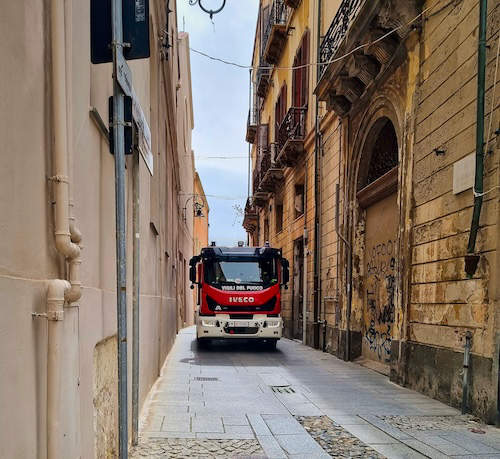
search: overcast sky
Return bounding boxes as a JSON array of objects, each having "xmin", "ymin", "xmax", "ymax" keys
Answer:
[{"xmin": 176, "ymin": 1, "xmax": 259, "ymax": 247}]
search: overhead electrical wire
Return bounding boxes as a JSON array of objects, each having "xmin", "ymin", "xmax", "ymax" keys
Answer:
[
  {"xmin": 195, "ymin": 156, "xmax": 248, "ymax": 159},
  {"xmin": 179, "ymin": 192, "xmax": 247, "ymax": 200},
  {"xmin": 189, "ymin": 0, "xmax": 447, "ymax": 72}
]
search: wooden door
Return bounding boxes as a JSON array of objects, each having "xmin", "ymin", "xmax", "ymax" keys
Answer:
[{"xmin": 362, "ymin": 192, "xmax": 398, "ymax": 365}]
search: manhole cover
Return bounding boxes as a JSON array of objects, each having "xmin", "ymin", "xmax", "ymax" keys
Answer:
[
  {"xmin": 271, "ymin": 385, "xmax": 295, "ymax": 393},
  {"xmin": 194, "ymin": 377, "xmax": 219, "ymax": 381}
]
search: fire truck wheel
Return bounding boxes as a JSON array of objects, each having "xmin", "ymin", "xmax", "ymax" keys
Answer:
[
  {"xmin": 266, "ymin": 339, "xmax": 278, "ymax": 351},
  {"xmin": 197, "ymin": 337, "xmax": 211, "ymax": 348}
]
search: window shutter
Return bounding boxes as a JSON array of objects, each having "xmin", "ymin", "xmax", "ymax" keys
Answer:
[{"xmin": 302, "ymin": 31, "xmax": 309, "ymax": 107}]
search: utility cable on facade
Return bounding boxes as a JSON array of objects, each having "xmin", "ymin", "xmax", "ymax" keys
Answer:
[{"xmin": 189, "ymin": 0, "xmax": 449, "ymax": 73}]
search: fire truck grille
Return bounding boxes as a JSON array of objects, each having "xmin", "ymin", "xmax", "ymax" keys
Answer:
[
  {"xmin": 207, "ymin": 296, "xmax": 276, "ymax": 312},
  {"xmin": 224, "ymin": 326, "xmax": 259, "ymax": 335}
]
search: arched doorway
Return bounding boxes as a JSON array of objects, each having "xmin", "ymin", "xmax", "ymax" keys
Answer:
[{"xmin": 356, "ymin": 117, "xmax": 399, "ymax": 365}]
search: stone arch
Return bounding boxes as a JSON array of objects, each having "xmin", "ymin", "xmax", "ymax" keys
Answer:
[
  {"xmin": 345, "ymin": 93, "xmax": 405, "ymax": 367},
  {"xmin": 348, "ymin": 92, "xmax": 403, "ymax": 204},
  {"xmin": 357, "ymin": 117, "xmax": 399, "ymax": 192}
]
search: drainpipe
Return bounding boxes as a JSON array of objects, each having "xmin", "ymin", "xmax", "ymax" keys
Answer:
[
  {"xmin": 303, "ymin": 227, "xmax": 308, "ymax": 345},
  {"xmin": 46, "ymin": 0, "xmax": 82, "ymax": 456},
  {"xmin": 46, "ymin": 280, "xmax": 71, "ymax": 459},
  {"xmin": 302, "ymin": 148, "xmax": 309, "ymax": 346},
  {"xmin": 132, "ymin": 150, "xmax": 140, "ymax": 446},
  {"xmin": 312, "ymin": 0, "xmax": 323, "ymax": 350},
  {"xmin": 64, "ymin": 0, "xmax": 83, "ymax": 304},
  {"xmin": 465, "ymin": 0, "xmax": 488, "ymax": 277},
  {"xmin": 50, "ymin": 0, "xmax": 81, "ymax": 272},
  {"xmin": 336, "ymin": 181, "xmax": 352, "ymax": 361},
  {"xmin": 462, "ymin": 331, "xmax": 473, "ymax": 414}
]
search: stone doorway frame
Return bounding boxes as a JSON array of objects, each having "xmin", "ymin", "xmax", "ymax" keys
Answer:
[{"xmin": 343, "ymin": 92, "xmax": 412, "ymax": 381}]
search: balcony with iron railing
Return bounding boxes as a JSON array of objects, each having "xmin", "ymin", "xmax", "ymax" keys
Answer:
[
  {"xmin": 276, "ymin": 107, "xmax": 307, "ymax": 167},
  {"xmin": 243, "ymin": 197, "xmax": 259, "ymax": 234},
  {"xmin": 262, "ymin": 0, "xmax": 291, "ymax": 65},
  {"xmin": 246, "ymin": 107, "xmax": 259, "ymax": 144},
  {"xmin": 315, "ymin": 0, "xmax": 420, "ymax": 117},
  {"xmin": 259, "ymin": 143, "xmax": 284, "ymax": 193},
  {"xmin": 256, "ymin": 64, "xmax": 271, "ymax": 98},
  {"xmin": 251, "ymin": 143, "xmax": 283, "ymax": 207}
]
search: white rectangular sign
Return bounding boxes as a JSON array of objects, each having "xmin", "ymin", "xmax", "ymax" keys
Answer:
[
  {"xmin": 453, "ymin": 153, "xmax": 475, "ymax": 195},
  {"xmin": 116, "ymin": 53, "xmax": 133, "ymax": 97},
  {"xmin": 131, "ymin": 88, "xmax": 153, "ymax": 176}
]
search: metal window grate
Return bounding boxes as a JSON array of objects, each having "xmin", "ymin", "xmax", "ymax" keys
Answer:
[
  {"xmin": 271, "ymin": 385, "xmax": 295, "ymax": 393},
  {"xmin": 194, "ymin": 377, "xmax": 219, "ymax": 382}
]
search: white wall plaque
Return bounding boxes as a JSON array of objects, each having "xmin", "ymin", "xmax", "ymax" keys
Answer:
[{"xmin": 453, "ymin": 152, "xmax": 475, "ymax": 195}]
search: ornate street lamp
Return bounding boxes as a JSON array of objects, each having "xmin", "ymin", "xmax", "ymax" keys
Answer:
[
  {"xmin": 183, "ymin": 194, "xmax": 205, "ymax": 222},
  {"xmin": 189, "ymin": 0, "xmax": 226, "ymax": 19}
]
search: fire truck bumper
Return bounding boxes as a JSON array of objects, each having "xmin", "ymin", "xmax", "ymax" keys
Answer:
[{"xmin": 196, "ymin": 314, "xmax": 283, "ymax": 340}]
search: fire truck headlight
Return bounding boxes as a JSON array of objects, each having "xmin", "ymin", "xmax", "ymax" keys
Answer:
[
  {"xmin": 201, "ymin": 319, "xmax": 217, "ymax": 327},
  {"xmin": 268, "ymin": 321, "xmax": 281, "ymax": 328}
]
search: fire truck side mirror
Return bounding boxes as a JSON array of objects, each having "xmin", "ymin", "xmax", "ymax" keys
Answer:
[
  {"xmin": 281, "ymin": 258, "xmax": 290, "ymax": 286},
  {"xmin": 189, "ymin": 256, "xmax": 201, "ymax": 284},
  {"xmin": 189, "ymin": 265, "xmax": 197, "ymax": 284}
]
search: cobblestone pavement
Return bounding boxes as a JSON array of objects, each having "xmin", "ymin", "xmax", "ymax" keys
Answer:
[
  {"xmin": 296, "ymin": 416, "xmax": 384, "ymax": 458},
  {"xmin": 130, "ymin": 438, "xmax": 265, "ymax": 458},
  {"xmin": 132, "ymin": 327, "xmax": 500, "ymax": 458}
]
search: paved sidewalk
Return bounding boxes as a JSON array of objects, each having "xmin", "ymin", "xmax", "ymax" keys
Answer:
[{"xmin": 131, "ymin": 327, "xmax": 500, "ymax": 458}]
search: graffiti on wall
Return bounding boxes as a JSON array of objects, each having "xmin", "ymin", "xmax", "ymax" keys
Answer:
[{"xmin": 364, "ymin": 240, "xmax": 396, "ymax": 363}]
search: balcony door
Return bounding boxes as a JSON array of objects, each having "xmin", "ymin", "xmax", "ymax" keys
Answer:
[
  {"xmin": 292, "ymin": 30, "xmax": 309, "ymax": 109},
  {"xmin": 275, "ymin": 83, "xmax": 287, "ymax": 143}
]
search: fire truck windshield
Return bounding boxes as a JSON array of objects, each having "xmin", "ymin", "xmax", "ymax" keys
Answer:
[{"xmin": 204, "ymin": 258, "xmax": 278, "ymax": 288}]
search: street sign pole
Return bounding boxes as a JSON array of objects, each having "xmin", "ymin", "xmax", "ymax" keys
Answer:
[{"xmin": 111, "ymin": 0, "xmax": 129, "ymax": 457}]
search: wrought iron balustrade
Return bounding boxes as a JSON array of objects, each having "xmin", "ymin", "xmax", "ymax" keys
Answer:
[
  {"xmin": 256, "ymin": 64, "xmax": 271, "ymax": 97},
  {"xmin": 248, "ymin": 106, "xmax": 259, "ymax": 127},
  {"xmin": 260, "ymin": 146, "xmax": 272, "ymax": 175},
  {"xmin": 252, "ymin": 167, "xmax": 261, "ymax": 195},
  {"xmin": 318, "ymin": 0, "xmax": 364, "ymax": 81},
  {"xmin": 252, "ymin": 145, "xmax": 271, "ymax": 194},
  {"xmin": 278, "ymin": 107, "xmax": 307, "ymax": 151},
  {"xmin": 263, "ymin": 0, "xmax": 290, "ymax": 57}
]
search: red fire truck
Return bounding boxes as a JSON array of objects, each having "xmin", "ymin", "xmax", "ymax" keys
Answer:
[{"xmin": 190, "ymin": 245, "xmax": 289, "ymax": 348}]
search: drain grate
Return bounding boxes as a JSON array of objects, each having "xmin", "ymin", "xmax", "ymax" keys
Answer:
[
  {"xmin": 271, "ymin": 385, "xmax": 295, "ymax": 393},
  {"xmin": 194, "ymin": 377, "xmax": 219, "ymax": 381}
]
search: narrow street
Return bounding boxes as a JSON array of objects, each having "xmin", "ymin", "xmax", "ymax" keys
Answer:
[{"xmin": 131, "ymin": 329, "xmax": 500, "ymax": 458}]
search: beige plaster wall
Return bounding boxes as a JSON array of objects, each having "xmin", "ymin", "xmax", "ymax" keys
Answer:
[{"xmin": 0, "ymin": 0, "xmax": 192, "ymax": 457}]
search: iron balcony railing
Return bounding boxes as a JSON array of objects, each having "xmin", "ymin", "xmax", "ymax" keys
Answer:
[
  {"xmin": 253, "ymin": 144, "xmax": 271, "ymax": 194},
  {"xmin": 263, "ymin": 0, "xmax": 290, "ymax": 57},
  {"xmin": 256, "ymin": 65, "xmax": 271, "ymax": 96},
  {"xmin": 278, "ymin": 107, "xmax": 307, "ymax": 151},
  {"xmin": 248, "ymin": 106, "xmax": 259, "ymax": 127},
  {"xmin": 318, "ymin": 0, "xmax": 365, "ymax": 81},
  {"xmin": 252, "ymin": 168, "xmax": 260, "ymax": 195}
]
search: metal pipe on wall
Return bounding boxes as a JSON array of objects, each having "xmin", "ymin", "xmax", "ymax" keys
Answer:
[
  {"xmin": 46, "ymin": 280, "xmax": 71, "ymax": 459},
  {"xmin": 47, "ymin": 0, "xmax": 83, "ymax": 456},
  {"xmin": 303, "ymin": 227, "xmax": 308, "ymax": 345},
  {"xmin": 312, "ymin": 0, "xmax": 323, "ymax": 350},
  {"xmin": 465, "ymin": 0, "xmax": 488, "ymax": 276},
  {"xmin": 132, "ymin": 150, "xmax": 141, "ymax": 446},
  {"xmin": 462, "ymin": 332, "xmax": 473, "ymax": 414}
]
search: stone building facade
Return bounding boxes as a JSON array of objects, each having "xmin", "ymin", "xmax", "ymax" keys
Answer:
[
  {"xmin": 0, "ymin": 1, "xmax": 196, "ymax": 457},
  {"xmin": 245, "ymin": 0, "xmax": 500, "ymax": 422}
]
